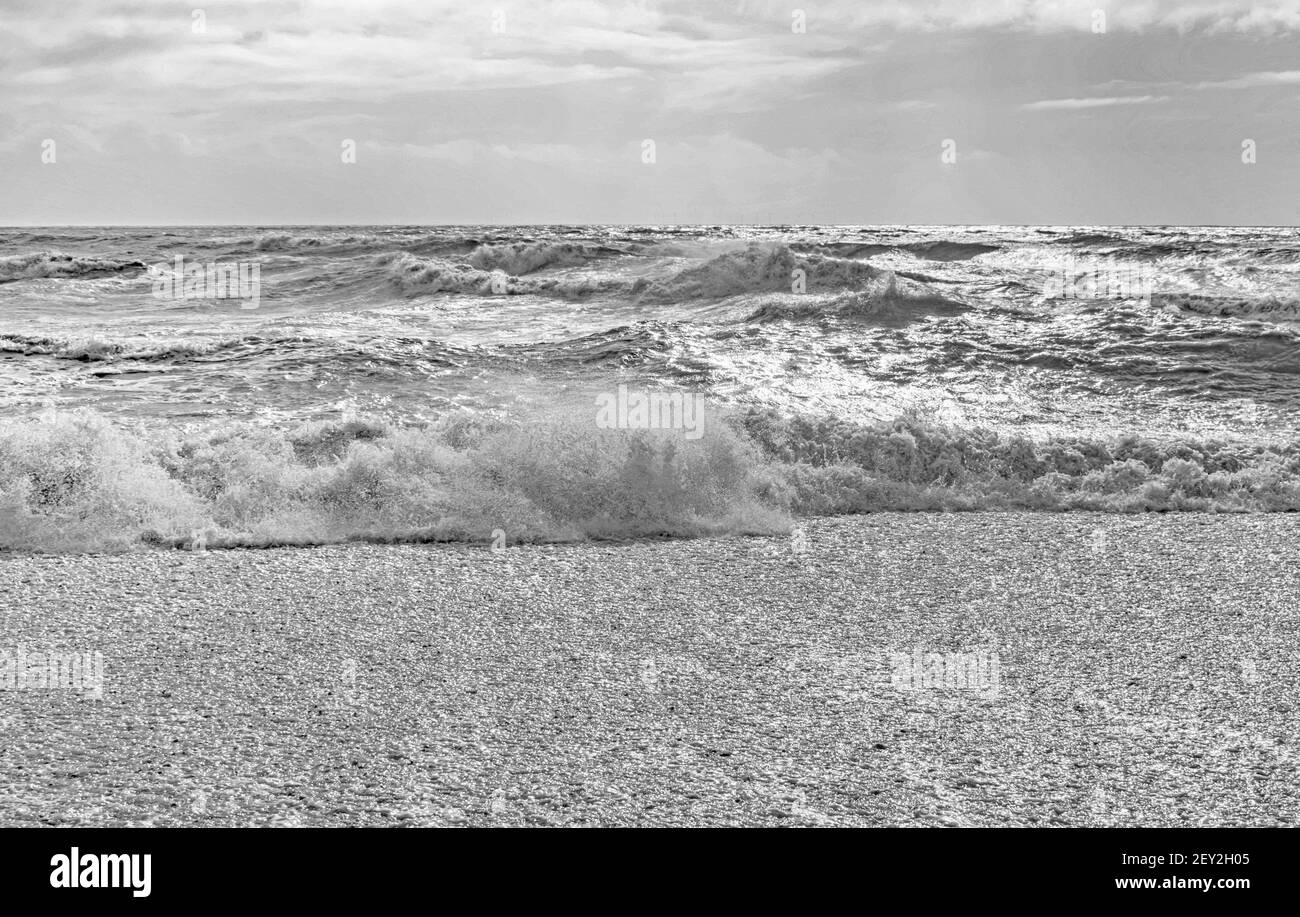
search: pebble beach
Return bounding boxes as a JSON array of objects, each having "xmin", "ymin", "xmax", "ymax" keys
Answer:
[{"xmin": 1, "ymin": 513, "xmax": 1296, "ymax": 827}]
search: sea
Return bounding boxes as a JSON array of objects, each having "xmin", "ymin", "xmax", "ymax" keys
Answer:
[{"xmin": 2, "ymin": 225, "xmax": 1299, "ymax": 550}]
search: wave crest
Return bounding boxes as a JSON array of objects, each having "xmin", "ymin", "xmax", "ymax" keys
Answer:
[
  {"xmin": 636, "ymin": 244, "xmax": 884, "ymax": 301},
  {"xmin": 902, "ymin": 241, "xmax": 1000, "ymax": 261},
  {"xmin": 249, "ymin": 231, "xmax": 384, "ymax": 252},
  {"xmin": 1154, "ymin": 292, "xmax": 1300, "ymax": 320},
  {"xmin": 738, "ymin": 408, "xmax": 1300, "ymax": 513},
  {"xmin": 0, "ymin": 408, "xmax": 785, "ymax": 551},
  {"xmin": 6, "ymin": 407, "xmax": 1300, "ymax": 552},
  {"xmin": 467, "ymin": 240, "xmax": 607, "ymax": 275},
  {"xmin": 0, "ymin": 333, "xmax": 249, "ymax": 363},
  {"xmin": 0, "ymin": 251, "xmax": 145, "ymax": 282},
  {"xmin": 744, "ymin": 273, "xmax": 970, "ymax": 325},
  {"xmin": 381, "ymin": 253, "xmax": 614, "ymax": 298}
]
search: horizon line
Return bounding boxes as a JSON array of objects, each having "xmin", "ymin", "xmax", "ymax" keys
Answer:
[{"xmin": 3, "ymin": 223, "xmax": 1298, "ymax": 230}]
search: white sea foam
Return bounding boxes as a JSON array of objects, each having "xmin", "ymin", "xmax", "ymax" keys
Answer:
[{"xmin": 4, "ymin": 407, "xmax": 1300, "ymax": 553}]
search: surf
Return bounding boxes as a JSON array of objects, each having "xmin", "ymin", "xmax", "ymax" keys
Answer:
[{"xmin": 5, "ymin": 406, "xmax": 1300, "ymax": 553}]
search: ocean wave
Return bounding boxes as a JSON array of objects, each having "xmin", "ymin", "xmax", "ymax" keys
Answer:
[
  {"xmin": 0, "ymin": 251, "xmax": 146, "ymax": 283},
  {"xmin": 1153, "ymin": 292, "xmax": 1300, "ymax": 320},
  {"xmin": 634, "ymin": 243, "xmax": 884, "ymax": 301},
  {"xmin": 0, "ymin": 332, "xmax": 479, "ymax": 376},
  {"xmin": 735, "ymin": 408, "xmax": 1300, "ymax": 513},
  {"xmin": 254, "ymin": 232, "xmax": 323, "ymax": 251},
  {"xmin": 380, "ymin": 252, "xmax": 616, "ymax": 298},
  {"xmin": 0, "ymin": 409, "xmax": 785, "ymax": 552},
  {"xmin": 467, "ymin": 240, "xmax": 613, "ymax": 275},
  {"xmin": 0, "ymin": 332, "xmax": 266, "ymax": 363},
  {"xmin": 744, "ymin": 273, "xmax": 970, "ymax": 325},
  {"xmin": 901, "ymin": 241, "xmax": 1000, "ymax": 261},
  {"xmin": 509, "ymin": 323, "xmax": 683, "ymax": 370},
  {"xmin": 249, "ymin": 231, "xmax": 387, "ymax": 252},
  {"xmin": 792, "ymin": 240, "xmax": 997, "ymax": 262},
  {"xmin": 1043, "ymin": 232, "xmax": 1260, "ymax": 261},
  {"xmin": 246, "ymin": 231, "xmax": 607, "ymax": 261},
  {"xmin": 6, "ymin": 232, "xmax": 109, "ymax": 245},
  {"xmin": 1050, "ymin": 231, "xmax": 1126, "ymax": 247},
  {"xmin": 792, "ymin": 242, "xmax": 896, "ymax": 259},
  {"xmin": 5, "ymin": 408, "xmax": 1300, "ymax": 552},
  {"xmin": 1250, "ymin": 247, "xmax": 1300, "ymax": 265},
  {"xmin": 403, "ymin": 237, "xmax": 484, "ymax": 258}
]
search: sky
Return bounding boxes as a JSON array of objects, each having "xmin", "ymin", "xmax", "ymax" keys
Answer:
[{"xmin": 1, "ymin": 0, "xmax": 1298, "ymax": 225}]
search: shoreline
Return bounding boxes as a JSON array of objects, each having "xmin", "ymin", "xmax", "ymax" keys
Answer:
[{"xmin": 1, "ymin": 512, "xmax": 1296, "ymax": 826}]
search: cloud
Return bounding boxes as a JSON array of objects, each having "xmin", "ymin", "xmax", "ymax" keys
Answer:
[
  {"xmin": 1192, "ymin": 70, "xmax": 1300, "ymax": 89},
  {"xmin": 1022, "ymin": 95, "xmax": 1170, "ymax": 110},
  {"xmin": 738, "ymin": 0, "xmax": 1300, "ymax": 34},
  {"xmin": 3, "ymin": 0, "xmax": 1298, "ymax": 223}
]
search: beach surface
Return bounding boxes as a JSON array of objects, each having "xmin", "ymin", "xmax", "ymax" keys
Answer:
[{"xmin": 1, "ymin": 513, "xmax": 1296, "ymax": 827}]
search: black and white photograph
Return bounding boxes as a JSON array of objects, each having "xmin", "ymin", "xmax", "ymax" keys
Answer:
[{"xmin": 0, "ymin": 0, "xmax": 1295, "ymax": 899}]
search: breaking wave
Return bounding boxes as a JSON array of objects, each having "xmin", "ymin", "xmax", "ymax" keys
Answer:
[
  {"xmin": 380, "ymin": 252, "xmax": 616, "ymax": 298},
  {"xmin": 467, "ymin": 240, "xmax": 612, "ymax": 275},
  {"xmin": 5, "ymin": 407, "xmax": 1300, "ymax": 552},
  {"xmin": 0, "ymin": 251, "xmax": 145, "ymax": 282},
  {"xmin": 744, "ymin": 273, "xmax": 970, "ymax": 325},
  {"xmin": 253, "ymin": 232, "xmax": 334, "ymax": 251},
  {"xmin": 1049, "ymin": 231, "xmax": 1126, "ymax": 247},
  {"xmin": 0, "ymin": 333, "xmax": 248, "ymax": 363},
  {"xmin": 1153, "ymin": 292, "xmax": 1300, "ymax": 321},
  {"xmin": 380, "ymin": 243, "xmax": 888, "ymax": 303},
  {"xmin": 0, "ymin": 409, "xmax": 786, "ymax": 552},
  {"xmin": 737, "ymin": 408, "xmax": 1300, "ymax": 514},
  {"xmin": 901, "ymin": 240, "xmax": 1000, "ymax": 261},
  {"xmin": 793, "ymin": 241, "xmax": 998, "ymax": 261},
  {"xmin": 246, "ymin": 231, "xmax": 402, "ymax": 253},
  {"xmin": 634, "ymin": 243, "xmax": 884, "ymax": 301}
]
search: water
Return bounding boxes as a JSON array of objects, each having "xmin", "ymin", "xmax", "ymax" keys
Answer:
[{"xmin": 3, "ymin": 225, "xmax": 1299, "ymax": 551}]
